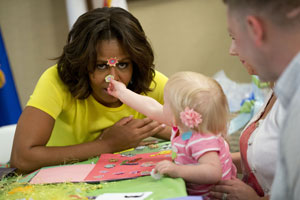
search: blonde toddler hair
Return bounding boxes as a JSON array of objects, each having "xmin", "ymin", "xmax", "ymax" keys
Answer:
[{"xmin": 164, "ymin": 71, "xmax": 229, "ymax": 138}]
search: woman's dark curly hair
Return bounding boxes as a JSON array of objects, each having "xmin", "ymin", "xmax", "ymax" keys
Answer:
[{"xmin": 57, "ymin": 7, "xmax": 155, "ymax": 99}]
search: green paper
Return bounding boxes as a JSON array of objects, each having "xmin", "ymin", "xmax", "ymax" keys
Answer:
[{"xmin": 87, "ymin": 176, "xmax": 187, "ymax": 199}]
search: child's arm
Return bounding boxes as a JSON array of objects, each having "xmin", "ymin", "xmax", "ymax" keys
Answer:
[
  {"xmin": 155, "ymin": 151, "xmax": 222, "ymax": 184},
  {"xmin": 108, "ymin": 79, "xmax": 169, "ymax": 125}
]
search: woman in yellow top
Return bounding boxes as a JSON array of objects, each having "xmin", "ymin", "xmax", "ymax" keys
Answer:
[{"xmin": 10, "ymin": 7, "xmax": 170, "ymax": 173}]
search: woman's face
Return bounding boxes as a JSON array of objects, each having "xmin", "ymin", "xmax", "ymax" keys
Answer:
[
  {"xmin": 229, "ymin": 34, "xmax": 257, "ymax": 75},
  {"xmin": 89, "ymin": 39, "xmax": 133, "ymax": 107}
]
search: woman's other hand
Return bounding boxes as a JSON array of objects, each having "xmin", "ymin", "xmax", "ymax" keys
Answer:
[
  {"xmin": 99, "ymin": 116, "xmax": 165, "ymax": 152},
  {"xmin": 210, "ymin": 177, "xmax": 262, "ymax": 200}
]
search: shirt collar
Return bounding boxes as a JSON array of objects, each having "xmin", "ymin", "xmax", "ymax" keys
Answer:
[{"xmin": 275, "ymin": 52, "xmax": 300, "ymax": 109}]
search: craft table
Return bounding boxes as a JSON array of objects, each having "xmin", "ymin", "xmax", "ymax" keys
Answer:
[{"xmin": 0, "ymin": 141, "xmax": 188, "ymax": 200}]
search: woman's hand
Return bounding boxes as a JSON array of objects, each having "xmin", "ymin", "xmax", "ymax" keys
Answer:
[
  {"xmin": 210, "ymin": 177, "xmax": 262, "ymax": 200},
  {"xmin": 100, "ymin": 116, "xmax": 166, "ymax": 152},
  {"xmin": 155, "ymin": 160, "xmax": 179, "ymax": 178},
  {"xmin": 10, "ymin": 107, "xmax": 166, "ymax": 173}
]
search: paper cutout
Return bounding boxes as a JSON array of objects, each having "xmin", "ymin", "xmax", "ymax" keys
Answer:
[
  {"xmin": 28, "ymin": 149, "xmax": 172, "ymax": 184},
  {"xmin": 107, "ymin": 57, "xmax": 119, "ymax": 67},
  {"xmin": 30, "ymin": 164, "xmax": 95, "ymax": 184},
  {"xmin": 105, "ymin": 74, "xmax": 114, "ymax": 82},
  {"xmin": 150, "ymin": 168, "xmax": 162, "ymax": 180},
  {"xmin": 85, "ymin": 152, "xmax": 171, "ymax": 182},
  {"xmin": 96, "ymin": 192, "xmax": 153, "ymax": 200}
]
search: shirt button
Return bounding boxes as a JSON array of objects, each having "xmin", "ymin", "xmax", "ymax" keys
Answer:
[
  {"xmin": 248, "ymin": 142, "xmax": 252, "ymax": 146},
  {"xmin": 251, "ymin": 168, "xmax": 256, "ymax": 173},
  {"xmin": 264, "ymin": 188, "xmax": 269, "ymax": 193}
]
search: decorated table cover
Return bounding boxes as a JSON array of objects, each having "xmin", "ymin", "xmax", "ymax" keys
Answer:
[
  {"xmin": 1, "ymin": 142, "xmax": 188, "ymax": 200},
  {"xmin": 28, "ymin": 150, "xmax": 171, "ymax": 184},
  {"xmin": 84, "ymin": 151, "xmax": 171, "ymax": 182}
]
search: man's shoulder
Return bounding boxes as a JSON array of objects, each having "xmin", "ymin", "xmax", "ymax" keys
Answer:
[
  {"xmin": 288, "ymin": 87, "xmax": 300, "ymax": 114},
  {"xmin": 282, "ymin": 86, "xmax": 300, "ymax": 143}
]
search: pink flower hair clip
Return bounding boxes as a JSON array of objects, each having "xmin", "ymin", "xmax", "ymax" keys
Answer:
[
  {"xmin": 107, "ymin": 57, "xmax": 119, "ymax": 67},
  {"xmin": 180, "ymin": 107, "xmax": 202, "ymax": 128}
]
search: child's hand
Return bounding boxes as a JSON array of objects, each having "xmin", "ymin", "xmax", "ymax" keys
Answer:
[
  {"xmin": 155, "ymin": 160, "xmax": 179, "ymax": 178},
  {"xmin": 107, "ymin": 79, "xmax": 126, "ymax": 98}
]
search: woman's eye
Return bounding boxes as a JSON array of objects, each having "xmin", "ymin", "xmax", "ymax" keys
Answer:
[
  {"xmin": 117, "ymin": 62, "xmax": 128, "ymax": 69},
  {"xmin": 96, "ymin": 64, "xmax": 108, "ymax": 70}
]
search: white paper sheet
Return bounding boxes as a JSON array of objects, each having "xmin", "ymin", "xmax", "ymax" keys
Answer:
[{"xmin": 96, "ymin": 192, "xmax": 152, "ymax": 200}]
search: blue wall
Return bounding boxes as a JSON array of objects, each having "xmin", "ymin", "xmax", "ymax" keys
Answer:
[{"xmin": 0, "ymin": 28, "xmax": 22, "ymax": 126}]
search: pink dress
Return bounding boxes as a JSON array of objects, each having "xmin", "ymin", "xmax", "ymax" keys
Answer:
[{"xmin": 171, "ymin": 127, "xmax": 236, "ymax": 196}]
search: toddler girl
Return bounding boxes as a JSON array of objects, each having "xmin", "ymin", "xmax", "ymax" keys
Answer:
[{"xmin": 108, "ymin": 71, "xmax": 236, "ymax": 197}]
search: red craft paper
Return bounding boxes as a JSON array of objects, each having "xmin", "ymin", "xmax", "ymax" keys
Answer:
[
  {"xmin": 84, "ymin": 151, "xmax": 171, "ymax": 182},
  {"xmin": 30, "ymin": 164, "xmax": 95, "ymax": 184}
]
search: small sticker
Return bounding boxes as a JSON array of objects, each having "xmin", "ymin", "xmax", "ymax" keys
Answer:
[
  {"xmin": 105, "ymin": 74, "xmax": 114, "ymax": 82},
  {"xmin": 113, "ymin": 172, "xmax": 125, "ymax": 175},
  {"xmin": 121, "ymin": 153, "xmax": 135, "ymax": 157},
  {"xmin": 104, "ymin": 164, "xmax": 115, "ymax": 168},
  {"xmin": 141, "ymin": 162, "xmax": 154, "ymax": 167},
  {"xmin": 135, "ymin": 146, "xmax": 146, "ymax": 150},
  {"xmin": 130, "ymin": 171, "xmax": 140, "ymax": 174},
  {"xmin": 129, "ymin": 158, "xmax": 142, "ymax": 163},
  {"xmin": 148, "ymin": 144, "xmax": 159, "ymax": 149},
  {"xmin": 141, "ymin": 171, "xmax": 151, "ymax": 175},
  {"xmin": 151, "ymin": 168, "xmax": 162, "ymax": 180},
  {"xmin": 93, "ymin": 175, "xmax": 104, "ymax": 179},
  {"xmin": 107, "ymin": 57, "xmax": 119, "ymax": 67}
]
